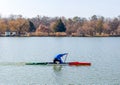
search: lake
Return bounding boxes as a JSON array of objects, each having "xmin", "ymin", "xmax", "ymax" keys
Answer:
[{"xmin": 0, "ymin": 37, "xmax": 120, "ymax": 85}]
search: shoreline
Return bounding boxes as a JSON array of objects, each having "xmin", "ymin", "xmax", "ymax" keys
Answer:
[
  {"xmin": 0, "ymin": 35, "xmax": 120, "ymax": 37},
  {"xmin": 1, "ymin": 32, "xmax": 120, "ymax": 37}
]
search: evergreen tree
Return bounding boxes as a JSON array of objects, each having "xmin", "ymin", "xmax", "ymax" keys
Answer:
[
  {"xmin": 29, "ymin": 21, "xmax": 36, "ymax": 32},
  {"xmin": 53, "ymin": 19, "xmax": 66, "ymax": 32}
]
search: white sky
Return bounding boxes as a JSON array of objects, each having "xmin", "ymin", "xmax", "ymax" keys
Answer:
[{"xmin": 0, "ymin": 0, "xmax": 120, "ymax": 18}]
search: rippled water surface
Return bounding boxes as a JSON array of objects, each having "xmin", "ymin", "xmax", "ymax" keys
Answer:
[{"xmin": 0, "ymin": 37, "xmax": 120, "ymax": 85}]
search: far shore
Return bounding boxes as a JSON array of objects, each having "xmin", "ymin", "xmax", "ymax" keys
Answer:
[{"xmin": 0, "ymin": 32, "xmax": 120, "ymax": 37}]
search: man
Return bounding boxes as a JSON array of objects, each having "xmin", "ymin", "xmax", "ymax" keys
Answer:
[{"xmin": 53, "ymin": 53, "xmax": 68, "ymax": 64}]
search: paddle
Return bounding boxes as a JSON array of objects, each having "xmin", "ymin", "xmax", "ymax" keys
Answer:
[{"xmin": 64, "ymin": 53, "xmax": 68, "ymax": 63}]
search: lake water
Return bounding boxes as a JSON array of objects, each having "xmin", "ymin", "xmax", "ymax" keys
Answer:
[{"xmin": 0, "ymin": 37, "xmax": 120, "ymax": 85}]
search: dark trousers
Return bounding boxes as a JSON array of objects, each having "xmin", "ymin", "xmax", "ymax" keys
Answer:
[{"xmin": 53, "ymin": 58, "xmax": 62, "ymax": 64}]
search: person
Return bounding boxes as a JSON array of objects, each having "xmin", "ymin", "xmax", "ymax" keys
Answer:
[{"xmin": 53, "ymin": 53, "xmax": 68, "ymax": 64}]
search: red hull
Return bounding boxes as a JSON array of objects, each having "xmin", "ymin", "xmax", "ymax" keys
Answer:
[{"xmin": 69, "ymin": 62, "xmax": 91, "ymax": 66}]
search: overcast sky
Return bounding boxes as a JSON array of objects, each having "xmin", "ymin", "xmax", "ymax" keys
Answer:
[{"xmin": 0, "ymin": 0, "xmax": 120, "ymax": 18}]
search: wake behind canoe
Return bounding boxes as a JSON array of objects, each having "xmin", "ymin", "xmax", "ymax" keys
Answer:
[{"xmin": 26, "ymin": 62, "xmax": 91, "ymax": 66}]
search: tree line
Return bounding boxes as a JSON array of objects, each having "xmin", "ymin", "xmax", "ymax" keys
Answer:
[{"xmin": 0, "ymin": 14, "xmax": 120, "ymax": 36}]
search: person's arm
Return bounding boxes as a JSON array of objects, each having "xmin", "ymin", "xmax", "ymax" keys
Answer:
[
  {"xmin": 63, "ymin": 53, "xmax": 68, "ymax": 55},
  {"xmin": 59, "ymin": 53, "xmax": 68, "ymax": 58},
  {"xmin": 60, "ymin": 53, "xmax": 68, "ymax": 58}
]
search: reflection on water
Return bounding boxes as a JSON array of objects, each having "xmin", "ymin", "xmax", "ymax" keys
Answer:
[
  {"xmin": 0, "ymin": 62, "xmax": 26, "ymax": 66},
  {"xmin": 53, "ymin": 65, "xmax": 62, "ymax": 72},
  {"xmin": 53, "ymin": 65, "xmax": 64, "ymax": 85}
]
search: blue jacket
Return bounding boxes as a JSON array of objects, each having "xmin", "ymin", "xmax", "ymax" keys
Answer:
[{"xmin": 54, "ymin": 53, "xmax": 67, "ymax": 63}]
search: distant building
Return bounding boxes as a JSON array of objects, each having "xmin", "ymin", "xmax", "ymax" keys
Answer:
[{"xmin": 5, "ymin": 29, "xmax": 11, "ymax": 36}]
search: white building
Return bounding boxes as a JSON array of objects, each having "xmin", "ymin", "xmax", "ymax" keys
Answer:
[{"xmin": 5, "ymin": 29, "xmax": 11, "ymax": 36}]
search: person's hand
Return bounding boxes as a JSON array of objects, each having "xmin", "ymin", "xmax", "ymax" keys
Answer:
[{"xmin": 65, "ymin": 53, "xmax": 68, "ymax": 55}]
